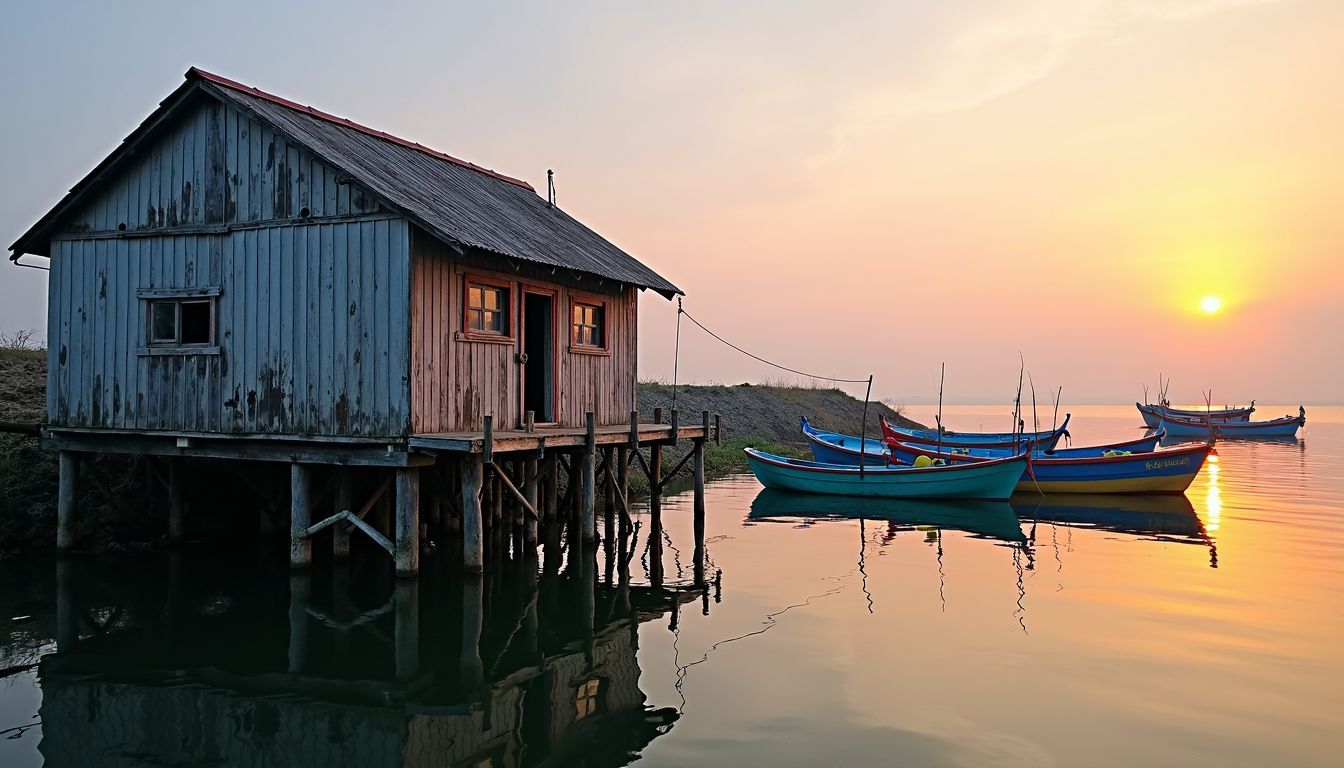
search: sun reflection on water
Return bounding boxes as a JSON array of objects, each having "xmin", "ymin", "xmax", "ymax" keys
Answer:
[{"xmin": 1205, "ymin": 453, "xmax": 1222, "ymax": 533}]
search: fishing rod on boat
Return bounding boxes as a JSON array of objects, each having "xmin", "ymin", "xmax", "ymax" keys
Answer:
[
  {"xmin": 1052, "ymin": 386, "xmax": 1062, "ymax": 433},
  {"xmin": 936, "ymin": 362, "xmax": 945, "ymax": 457}
]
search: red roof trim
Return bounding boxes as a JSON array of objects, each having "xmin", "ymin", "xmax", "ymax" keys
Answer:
[{"xmin": 187, "ymin": 67, "xmax": 536, "ymax": 191}]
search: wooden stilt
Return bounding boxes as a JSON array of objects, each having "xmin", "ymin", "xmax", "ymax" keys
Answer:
[
  {"xmin": 694, "ymin": 411, "xmax": 708, "ymax": 585},
  {"xmin": 334, "ymin": 471, "xmax": 353, "ymax": 560},
  {"xmin": 460, "ymin": 576, "xmax": 485, "ymax": 690},
  {"xmin": 581, "ymin": 412, "xmax": 597, "ymax": 544},
  {"xmin": 167, "ymin": 458, "xmax": 185, "ymax": 545},
  {"xmin": 543, "ymin": 452, "xmax": 558, "ymax": 524},
  {"xmin": 55, "ymin": 559, "xmax": 76, "ymax": 652},
  {"xmin": 603, "ymin": 447, "xmax": 616, "ymax": 544},
  {"xmin": 287, "ymin": 573, "xmax": 310, "ymax": 673},
  {"xmin": 57, "ymin": 451, "xmax": 79, "ymax": 552},
  {"xmin": 523, "ymin": 454, "xmax": 539, "ymax": 550},
  {"xmin": 394, "ymin": 580, "xmax": 420, "ymax": 681},
  {"xmin": 289, "ymin": 463, "xmax": 311, "ymax": 570},
  {"xmin": 395, "ymin": 467, "xmax": 421, "ymax": 577},
  {"xmin": 461, "ymin": 455, "xmax": 484, "ymax": 574},
  {"xmin": 617, "ymin": 445, "xmax": 630, "ymax": 530}
]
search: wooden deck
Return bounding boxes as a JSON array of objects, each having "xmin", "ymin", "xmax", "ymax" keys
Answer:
[{"xmin": 410, "ymin": 422, "xmax": 717, "ymax": 454}]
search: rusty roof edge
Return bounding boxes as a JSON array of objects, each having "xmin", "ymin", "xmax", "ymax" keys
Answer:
[{"xmin": 186, "ymin": 67, "xmax": 537, "ymax": 192}]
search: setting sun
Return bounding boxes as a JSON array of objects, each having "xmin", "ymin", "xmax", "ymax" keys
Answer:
[{"xmin": 1201, "ymin": 296, "xmax": 1222, "ymax": 314}]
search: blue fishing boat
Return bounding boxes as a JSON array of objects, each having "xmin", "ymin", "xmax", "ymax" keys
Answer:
[
  {"xmin": 805, "ymin": 417, "xmax": 1161, "ymax": 464},
  {"xmin": 1137, "ymin": 401, "xmax": 1254, "ymax": 428},
  {"xmin": 1157, "ymin": 408, "xmax": 1304, "ymax": 439},
  {"xmin": 886, "ymin": 441, "xmax": 1214, "ymax": 494},
  {"xmin": 749, "ymin": 489, "xmax": 1026, "ymax": 545},
  {"xmin": 879, "ymin": 414, "xmax": 1071, "ymax": 451},
  {"xmin": 800, "ymin": 417, "xmax": 891, "ymax": 466},
  {"xmin": 744, "ymin": 448, "xmax": 1027, "ymax": 500}
]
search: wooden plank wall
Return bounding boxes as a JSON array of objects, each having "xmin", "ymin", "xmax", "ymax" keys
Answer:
[
  {"xmin": 66, "ymin": 97, "xmax": 381, "ymax": 234},
  {"xmin": 410, "ymin": 231, "xmax": 638, "ymax": 432},
  {"xmin": 46, "ymin": 95, "xmax": 412, "ymax": 437},
  {"xmin": 47, "ymin": 219, "xmax": 410, "ymax": 437}
]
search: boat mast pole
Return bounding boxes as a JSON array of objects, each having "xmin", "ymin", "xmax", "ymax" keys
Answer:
[
  {"xmin": 859, "ymin": 375, "xmax": 873, "ymax": 480},
  {"xmin": 936, "ymin": 363, "xmax": 945, "ymax": 457},
  {"xmin": 1052, "ymin": 386, "xmax": 1062, "ymax": 433}
]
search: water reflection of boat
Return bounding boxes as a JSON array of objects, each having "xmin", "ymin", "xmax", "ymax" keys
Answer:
[
  {"xmin": 1011, "ymin": 493, "xmax": 1207, "ymax": 540},
  {"xmin": 30, "ymin": 551, "xmax": 693, "ymax": 768},
  {"xmin": 749, "ymin": 488, "xmax": 1027, "ymax": 545}
]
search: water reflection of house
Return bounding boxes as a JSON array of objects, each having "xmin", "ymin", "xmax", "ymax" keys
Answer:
[{"xmin": 36, "ymin": 559, "xmax": 693, "ymax": 767}]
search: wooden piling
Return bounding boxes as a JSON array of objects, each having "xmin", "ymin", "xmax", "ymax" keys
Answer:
[
  {"xmin": 55, "ymin": 559, "xmax": 76, "ymax": 652},
  {"xmin": 582, "ymin": 412, "xmax": 596, "ymax": 544},
  {"xmin": 167, "ymin": 458, "xmax": 185, "ymax": 546},
  {"xmin": 693, "ymin": 412, "xmax": 708, "ymax": 585},
  {"xmin": 523, "ymin": 454, "xmax": 539, "ymax": 549},
  {"xmin": 333, "ymin": 471, "xmax": 353, "ymax": 560},
  {"xmin": 57, "ymin": 451, "xmax": 79, "ymax": 552},
  {"xmin": 461, "ymin": 455, "xmax": 484, "ymax": 574},
  {"xmin": 394, "ymin": 580, "xmax": 420, "ymax": 681},
  {"xmin": 543, "ymin": 452, "xmax": 559, "ymax": 524},
  {"xmin": 289, "ymin": 463, "xmax": 311, "ymax": 570},
  {"xmin": 287, "ymin": 573, "xmax": 310, "ymax": 673},
  {"xmin": 395, "ymin": 467, "xmax": 420, "ymax": 577}
]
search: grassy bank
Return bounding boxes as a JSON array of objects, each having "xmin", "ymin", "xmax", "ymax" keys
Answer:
[{"xmin": 630, "ymin": 381, "xmax": 921, "ymax": 490}]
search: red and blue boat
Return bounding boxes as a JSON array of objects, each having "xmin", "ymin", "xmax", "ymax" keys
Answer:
[
  {"xmin": 884, "ymin": 440, "xmax": 1214, "ymax": 494},
  {"xmin": 1157, "ymin": 408, "xmax": 1304, "ymax": 440},
  {"xmin": 1137, "ymin": 401, "xmax": 1254, "ymax": 428},
  {"xmin": 877, "ymin": 413, "xmax": 1070, "ymax": 451}
]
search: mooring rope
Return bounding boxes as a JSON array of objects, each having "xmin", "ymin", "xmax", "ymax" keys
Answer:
[{"xmin": 674, "ymin": 300, "xmax": 871, "ymax": 385}]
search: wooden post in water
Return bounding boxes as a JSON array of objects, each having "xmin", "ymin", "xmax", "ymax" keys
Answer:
[
  {"xmin": 460, "ymin": 575, "xmax": 485, "ymax": 691},
  {"xmin": 55, "ymin": 559, "xmax": 76, "ymax": 652},
  {"xmin": 333, "ymin": 471, "xmax": 353, "ymax": 560},
  {"xmin": 617, "ymin": 445, "xmax": 630, "ymax": 532},
  {"xmin": 603, "ymin": 447, "xmax": 617, "ymax": 544},
  {"xmin": 289, "ymin": 463, "xmax": 311, "ymax": 570},
  {"xmin": 394, "ymin": 467, "xmax": 420, "ymax": 577},
  {"xmin": 394, "ymin": 580, "xmax": 420, "ymax": 682},
  {"xmin": 167, "ymin": 458, "xmax": 185, "ymax": 546},
  {"xmin": 523, "ymin": 453, "xmax": 539, "ymax": 550},
  {"xmin": 543, "ymin": 452, "xmax": 558, "ymax": 525},
  {"xmin": 582, "ymin": 411, "xmax": 597, "ymax": 544},
  {"xmin": 461, "ymin": 455, "xmax": 484, "ymax": 574},
  {"xmin": 693, "ymin": 411, "xmax": 708, "ymax": 585},
  {"xmin": 57, "ymin": 451, "xmax": 79, "ymax": 552},
  {"xmin": 287, "ymin": 573, "xmax": 310, "ymax": 673}
]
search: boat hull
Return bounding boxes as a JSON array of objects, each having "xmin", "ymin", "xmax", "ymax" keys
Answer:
[
  {"xmin": 880, "ymin": 414, "xmax": 1070, "ymax": 451},
  {"xmin": 745, "ymin": 449, "xmax": 1027, "ymax": 500},
  {"xmin": 1137, "ymin": 402, "xmax": 1253, "ymax": 428},
  {"xmin": 1158, "ymin": 415, "xmax": 1302, "ymax": 439},
  {"xmin": 801, "ymin": 419, "xmax": 889, "ymax": 466},
  {"xmin": 887, "ymin": 442, "xmax": 1213, "ymax": 494}
]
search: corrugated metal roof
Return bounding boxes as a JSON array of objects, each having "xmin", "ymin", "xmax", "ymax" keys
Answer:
[
  {"xmin": 11, "ymin": 68, "xmax": 682, "ymax": 298},
  {"xmin": 197, "ymin": 70, "xmax": 680, "ymax": 297}
]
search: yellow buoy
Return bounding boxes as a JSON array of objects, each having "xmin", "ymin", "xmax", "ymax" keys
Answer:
[{"xmin": 913, "ymin": 455, "xmax": 933, "ymax": 468}]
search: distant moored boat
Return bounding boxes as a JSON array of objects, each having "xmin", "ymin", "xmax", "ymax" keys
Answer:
[
  {"xmin": 1158, "ymin": 408, "xmax": 1305, "ymax": 440},
  {"xmin": 1137, "ymin": 401, "xmax": 1254, "ymax": 428},
  {"xmin": 878, "ymin": 414, "xmax": 1071, "ymax": 451}
]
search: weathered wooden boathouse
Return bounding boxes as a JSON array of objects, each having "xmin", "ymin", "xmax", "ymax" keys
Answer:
[{"xmin": 9, "ymin": 67, "xmax": 716, "ymax": 575}]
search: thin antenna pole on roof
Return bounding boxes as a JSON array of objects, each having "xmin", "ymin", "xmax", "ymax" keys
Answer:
[{"xmin": 547, "ymin": 169, "xmax": 556, "ymax": 206}]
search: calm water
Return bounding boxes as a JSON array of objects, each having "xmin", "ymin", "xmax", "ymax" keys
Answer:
[{"xmin": 1, "ymin": 405, "xmax": 1341, "ymax": 767}]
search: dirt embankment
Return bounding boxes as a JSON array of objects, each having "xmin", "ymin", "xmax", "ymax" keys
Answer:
[{"xmin": 636, "ymin": 382, "xmax": 921, "ymax": 448}]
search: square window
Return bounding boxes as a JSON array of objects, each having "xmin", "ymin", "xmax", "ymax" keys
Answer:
[
  {"xmin": 572, "ymin": 301, "xmax": 604, "ymax": 348},
  {"xmin": 180, "ymin": 300, "xmax": 212, "ymax": 344},
  {"xmin": 466, "ymin": 281, "xmax": 510, "ymax": 336},
  {"xmin": 150, "ymin": 301, "xmax": 177, "ymax": 343}
]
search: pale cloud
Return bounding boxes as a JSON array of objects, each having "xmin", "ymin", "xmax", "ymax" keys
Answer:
[{"xmin": 821, "ymin": 0, "xmax": 1286, "ymax": 159}]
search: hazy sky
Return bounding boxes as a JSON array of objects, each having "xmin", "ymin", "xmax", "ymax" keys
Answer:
[{"xmin": 2, "ymin": 0, "xmax": 1341, "ymax": 404}]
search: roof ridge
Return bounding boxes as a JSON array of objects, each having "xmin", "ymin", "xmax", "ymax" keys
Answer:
[{"xmin": 187, "ymin": 67, "xmax": 536, "ymax": 191}]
